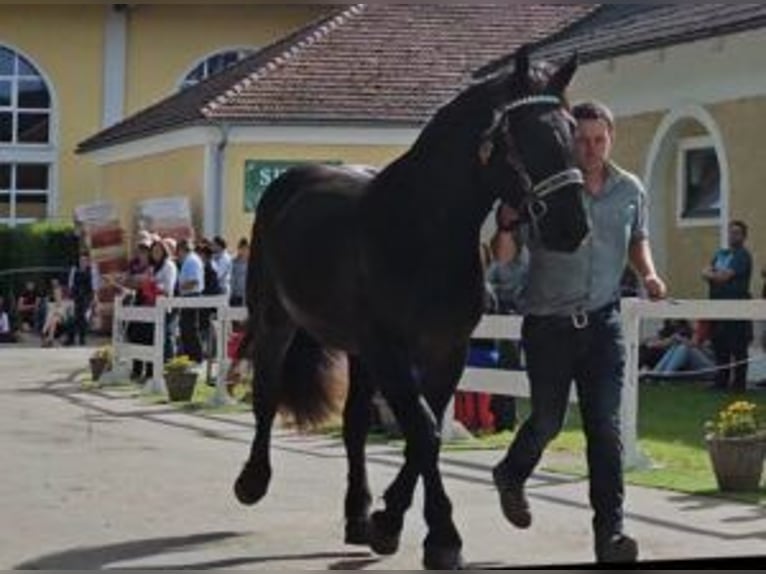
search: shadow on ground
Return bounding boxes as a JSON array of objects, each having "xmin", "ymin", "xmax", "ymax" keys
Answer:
[{"xmin": 15, "ymin": 531, "xmax": 374, "ymax": 570}]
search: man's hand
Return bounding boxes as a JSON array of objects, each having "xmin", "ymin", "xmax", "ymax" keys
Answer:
[{"xmin": 643, "ymin": 273, "xmax": 667, "ymax": 300}]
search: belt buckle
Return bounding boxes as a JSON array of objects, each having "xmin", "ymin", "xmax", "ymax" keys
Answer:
[{"xmin": 572, "ymin": 310, "xmax": 589, "ymax": 330}]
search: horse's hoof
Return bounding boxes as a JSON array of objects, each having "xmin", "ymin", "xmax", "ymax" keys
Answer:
[
  {"xmin": 422, "ymin": 545, "xmax": 464, "ymax": 570},
  {"xmin": 233, "ymin": 465, "xmax": 271, "ymax": 506},
  {"xmin": 344, "ymin": 516, "xmax": 371, "ymax": 546},
  {"xmin": 368, "ymin": 510, "xmax": 402, "ymax": 556}
]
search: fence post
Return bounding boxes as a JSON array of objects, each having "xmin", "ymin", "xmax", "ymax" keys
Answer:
[
  {"xmin": 620, "ymin": 298, "xmax": 648, "ymax": 469},
  {"xmin": 208, "ymin": 300, "xmax": 236, "ymax": 407},
  {"xmin": 112, "ymin": 295, "xmax": 122, "ymax": 364},
  {"xmin": 144, "ymin": 300, "xmax": 167, "ymax": 396}
]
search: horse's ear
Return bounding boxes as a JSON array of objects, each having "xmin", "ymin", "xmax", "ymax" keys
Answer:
[
  {"xmin": 548, "ymin": 52, "xmax": 578, "ymax": 94},
  {"xmin": 514, "ymin": 45, "xmax": 531, "ymax": 81}
]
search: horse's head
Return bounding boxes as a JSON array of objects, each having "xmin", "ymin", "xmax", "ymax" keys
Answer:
[{"xmin": 479, "ymin": 47, "xmax": 589, "ymax": 252}]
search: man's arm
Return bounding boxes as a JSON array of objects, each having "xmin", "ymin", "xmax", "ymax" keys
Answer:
[{"xmin": 629, "ymin": 238, "xmax": 667, "ymax": 300}]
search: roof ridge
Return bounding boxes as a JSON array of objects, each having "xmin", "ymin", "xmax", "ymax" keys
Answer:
[{"xmin": 201, "ymin": 3, "xmax": 366, "ymax": 118}]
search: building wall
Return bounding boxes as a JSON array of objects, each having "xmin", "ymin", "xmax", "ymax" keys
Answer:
[
  {"xmin": 100, "ymin": 146, "xmax": 205, "ymax": 241},
  {"xmin": 0, "ymin": 4, "xmax": 326, "ymax": 226},
  {"xmin": 222, "ymin": 143, "xmax": 407, "ymax": 244},
  {"xmin": 713, "ymin": 95, "xmax": 766, "ymax": 296},
  {"xmin": 0, "ymin": 4, "xmax": 107, "ymax": 222},
  {"xmin": 124, "ymin": 4, "xmax": 328, "ymax": 114}
]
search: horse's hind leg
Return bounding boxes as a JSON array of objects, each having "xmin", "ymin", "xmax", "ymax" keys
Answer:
[
  {"xmin": 343, "ymin": 355, "xmax": 374, "ymax": 545},
  {"xmin": 234, "ymin": 309, "xmax": 295, "ymax": 506}
]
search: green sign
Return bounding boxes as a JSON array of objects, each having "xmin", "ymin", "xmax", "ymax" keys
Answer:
[{"xmin": 243, "ymin": 160, "xmax": 340, "ymax": 213}]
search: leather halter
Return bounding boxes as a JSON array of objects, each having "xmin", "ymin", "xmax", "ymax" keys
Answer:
[{"xmin": 493, "ymin": 95, "xmax": 584, "ymax": 225}]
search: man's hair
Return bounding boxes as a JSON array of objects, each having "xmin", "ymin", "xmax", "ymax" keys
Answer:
[
  {"xmin": 237, "ymin": 237, "xmax": 249, "ymax": 249},
  {"xmin": 572, "ymin": 100, "xmax": 615, "ymax": 130},
  {"xmin": 730, "ymin": 219, "xmax": 748, "ymax": 237},
  {"xmin": 177, "ymin": 238, "xmax": 193, "ymax": 253},
  {"xmin": 213, "ymin": 235, "xmax": 227, "ymax": 249}
]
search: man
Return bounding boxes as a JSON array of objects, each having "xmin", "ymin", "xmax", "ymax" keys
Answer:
[
  {"xmin": 702, "ymin": 220, "xmax": 752, "ymax": 393},
  {"xmin": 177, "ymin": 238, "xmax": 205, "ymax": 363},
  {"xmin": 492, "ymin": 101, "xmax": 666, "ymax": 563},
  {"xmin": 67, "ymin": 253, "xmax": 96, "ymax": 345},
  {"xmin": 211, "ymin": 235, "xmax": 233, "ymax": 297},
  {"xmin": 229, "ymin": 237, "xmax": 249, "ymax": 307}
]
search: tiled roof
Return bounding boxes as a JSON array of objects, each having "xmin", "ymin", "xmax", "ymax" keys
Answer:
[
  {"xmin": 482, "ymin": 3, "xmax": 766, "ymax": 74},
  {"xmin": 78, "ymin": 3, "xmax": 592, "ymax": 153}
]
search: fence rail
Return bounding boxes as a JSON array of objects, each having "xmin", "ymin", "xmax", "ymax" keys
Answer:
[{"xmin": 112, "ymin": 296, "xmax": 766, "ymax": 468}]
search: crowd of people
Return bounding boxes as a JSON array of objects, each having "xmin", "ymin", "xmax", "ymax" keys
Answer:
[{"xmin": 111, "ymin": 231, "xmax": 250, "ymax": 383}]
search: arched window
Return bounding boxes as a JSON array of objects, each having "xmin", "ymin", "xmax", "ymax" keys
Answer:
[
  {"xmin": 179, "ymin": 48, "xmax": 256, "ymax": 91},
  {"xmin": 0, "ymin": 45, "xmax": 54, "ymax": 225}
]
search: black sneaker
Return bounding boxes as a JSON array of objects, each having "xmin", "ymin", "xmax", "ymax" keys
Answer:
[
  {"xmin": 492, "ymin": 464, "xmax": 531, "ymax": 529},
  {"xmin": 595, "ymin": 533, "xmax": 638, "ymax": 563}
]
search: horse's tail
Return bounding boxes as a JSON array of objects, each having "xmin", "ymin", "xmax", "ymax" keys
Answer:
[{"xmin": 279, "ymin": 329, "xmax": 343, "ymax": 429}]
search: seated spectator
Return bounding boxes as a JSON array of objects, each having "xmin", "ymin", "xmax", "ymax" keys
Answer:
[
  {"xmin": 643, "ymin": 320, "xmax": 715, "ymax": 380},
  {"xmin": 41, "ymin": 284, "xmax": 73, "ymax": 347},
  {"xmin": 639, "ymin": 319, "xmax": 692, "ymax": 371},
  {"xmin": 0, "ymin": 295, "xmax": 18, "ymax": 343},
  {"xmin": 15, "ymin": 281, "xmax": 39, "ymax": 332}
]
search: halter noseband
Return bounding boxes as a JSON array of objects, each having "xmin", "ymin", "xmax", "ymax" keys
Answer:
[{"xmin": 495, "ymin": 94, "xmax": 584, "ymax": 224}]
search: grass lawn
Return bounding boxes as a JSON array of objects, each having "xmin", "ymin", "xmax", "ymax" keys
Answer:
[{"xmin": 449, "ymin": 382, "xmax": 765, "ymax": 504}]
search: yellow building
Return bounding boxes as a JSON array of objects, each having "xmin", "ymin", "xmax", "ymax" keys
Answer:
[
  {"xmin": 527, "ymin": 5, "xmax": 766, "ymax": 297},
  {"xmin": 0, "ymin": 2, "xmax": 329, "ymax": 226},
  {"xmin": 75, "ymin": 4, "xmax": 590, "ymax": 244}
]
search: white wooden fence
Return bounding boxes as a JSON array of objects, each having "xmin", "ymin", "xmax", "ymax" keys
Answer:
[{"xmin": 112, "ymin": 296, "xmax": 766, "ymax": 468}]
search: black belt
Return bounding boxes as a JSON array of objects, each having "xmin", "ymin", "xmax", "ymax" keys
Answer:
[{"xmin": 528, "ymin": 300, "xmax": 619, "ymax": 330}]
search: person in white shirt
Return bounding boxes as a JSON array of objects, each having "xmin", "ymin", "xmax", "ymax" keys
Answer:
[
  {"xmin": 212, "ymin": 236, "xmax": 233, "ymax": 297},
  {"xmin": 150, "ymin": 238, "xmax": 178, "ymax": 361},
  {"xmin": 176, "ymin": 238, "xmax": 204, "ymax": 363}
]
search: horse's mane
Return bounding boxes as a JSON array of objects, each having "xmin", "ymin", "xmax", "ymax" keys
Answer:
[{"xmin": 410, "ymin": 61, "xmax": 559, "ymax": 156}]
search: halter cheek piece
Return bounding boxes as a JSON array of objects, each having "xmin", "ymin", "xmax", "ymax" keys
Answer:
[{"xmin": 489, "ymin": 95, "xmax": 585, "ymax": 226}]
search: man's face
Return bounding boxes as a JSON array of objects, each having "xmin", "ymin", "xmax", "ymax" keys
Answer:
[
  {"xmin": 574, "ymin": 118, "xmax": 613, "ymax": 174},
  {"xmin": 729, "ymin": 224, "xmax": 745, "ymax": 248}
]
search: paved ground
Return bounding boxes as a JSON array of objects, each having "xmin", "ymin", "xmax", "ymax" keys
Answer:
[{"xmin": 1, "ymin": 346, "xmax": 764, "ymax": 570}]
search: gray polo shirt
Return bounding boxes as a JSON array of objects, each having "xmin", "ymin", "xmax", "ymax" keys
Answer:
[{"xmin": 520, "ymin": 162, "xmax": 648, "ymax": 316}]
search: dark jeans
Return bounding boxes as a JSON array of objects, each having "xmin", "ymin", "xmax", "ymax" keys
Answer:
[
  {"xmin": 68, "ymin": 299, "xmax": 91, "ymax": 345},
  {"xmin": 711, "ymin": 320, "xmax": 751, "ymax": 392},
  {"xmin": 498, "ymin": 304, "xmax": 625, "ymax": 539},
  {"xmin": 179, "ymin": 299, "xmax": 203, "ymax": 363}
]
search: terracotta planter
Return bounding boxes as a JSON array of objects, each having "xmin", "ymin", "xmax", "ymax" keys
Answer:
[
  {"xmin": 165, "ymin": 371, "xmax": 198, "ymax": 402},
  {"xmin": 89, "ymin": 357, "xmax": 109, "ymax": 382},
  {"xmin": 706, "ymin": 434, "xmax": 766, "ymax": 492}
]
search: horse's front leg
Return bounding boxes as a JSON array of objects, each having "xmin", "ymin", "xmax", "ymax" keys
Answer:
[
  {"xmin": 343, "ymin": 355, "xmax": 374, "ymax": 545},
  {"xmin": 364, "ymin": 340, "xmax": 464, "ymax": 570}
]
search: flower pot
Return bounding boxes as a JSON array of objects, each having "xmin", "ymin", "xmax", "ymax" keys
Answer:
[
  {"xmin": 165, "ymin": 371, "xmax": 198, "ymax": 402},
  {"xmin": 706, "ymin": 434, "xmax": 766, "ymax": 492},
  {"xmin": 89, "ymin": 357, "xmax": 109, "ymax": 382}
]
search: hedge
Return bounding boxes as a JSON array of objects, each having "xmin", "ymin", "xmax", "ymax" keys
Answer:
[{"xmin": 0, "ymin": 221, "xmax": 80, "ymax": 300}]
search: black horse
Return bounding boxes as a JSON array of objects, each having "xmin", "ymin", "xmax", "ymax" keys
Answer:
[{"xmin": 234, "ymin": 47, "xmax": 589, "ymax": 569}]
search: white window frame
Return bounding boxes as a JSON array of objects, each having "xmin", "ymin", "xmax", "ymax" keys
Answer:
[
  {"xmin": 676, "ymin": 136, "xmax": 721, "ymax": 228},
  {"xmin": 0, "ymin": 44, "xmax": 56, "ymax": 227},
  {"xmin": 177, "ymin": 46, "xmax": 257, "ymax": 91}
]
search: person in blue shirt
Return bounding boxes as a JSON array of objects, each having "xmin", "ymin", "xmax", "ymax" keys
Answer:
[
  {"xmin": 492, "ymin": 101, "xmax": 667, "ymax": 564},
  {"xmin": 702, "ymin": 220, "xmax": 753, "ymax": 393},
  {"xmin": 177, "ymin": 238, "xmax": 205, "ymax": 363}
]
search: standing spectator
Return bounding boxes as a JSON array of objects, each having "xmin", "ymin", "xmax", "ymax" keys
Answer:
[
  {"xmin": 229, "ymin": 237, "xmax": 249, "ymax": 307},
  {"xmin": 151, "ymin": 237, "xmax": 178, "ymax": 362},
  {"xmin": 66, "ymin": 253, "xmax": 96, "ymax": 346},
  {"xmin": 702, "ymin": 220, "xmax": 753, "ymax": 393},
  {"xmin": 486, "ymin": 202, "xmax": 528, "ymax": 432},
  {"xmin": 211, "ymin": 236, "xmax": 232, "ymax": 297},
  {"xmin": 493, "ymin": 101, "xmax": 666, "ymax": 563},
  {"xmin": 198, "ymin": 241, "xmax": 222, "ymax": 359},
  {"xmin": 177, "ymin": 238, "xmax": 204, "ymax": 363}
]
